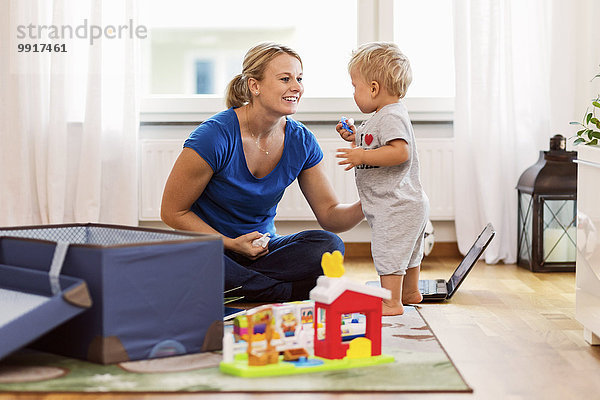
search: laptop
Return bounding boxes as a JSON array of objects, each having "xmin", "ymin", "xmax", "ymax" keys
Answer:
[
  {"xmin": 419, "ymin": 223, "xmax": 495, "ymax": 301},
  {"xmin": 366, "ymin": 223, "xmax": 495, "ymax": 301}
]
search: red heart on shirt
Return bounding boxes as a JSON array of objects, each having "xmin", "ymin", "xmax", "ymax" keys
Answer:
[{"xmin": 364, "ymin": 134, "xmax": 373, "ymax": 146}]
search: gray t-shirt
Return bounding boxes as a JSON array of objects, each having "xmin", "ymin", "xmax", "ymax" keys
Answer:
[{"xmin": 355, "ymin": 102, "xmax": 429, "ymax": 275}]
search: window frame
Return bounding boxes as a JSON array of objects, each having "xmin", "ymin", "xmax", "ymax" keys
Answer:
[{"xmin": 140, "ymin": 0, "xmax": 454, "ymax": 123}]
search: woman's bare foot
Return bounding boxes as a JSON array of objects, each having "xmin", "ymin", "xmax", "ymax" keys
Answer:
[
  {"xmin": 402, "ymin": 289, "xmax": 423, "ymax": 305},
  {"xmin": 382, "ymin": 299, "xmax": 404, "ymax": 316}
]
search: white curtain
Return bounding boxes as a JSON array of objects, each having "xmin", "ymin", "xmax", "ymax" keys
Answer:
[
  {"xmin": 0, "ymin": 0, "xmax": 140, "ymax": 227},
  {"xmin": 452, "ymin": 0, "xmax": 600, "ymax": 263}
]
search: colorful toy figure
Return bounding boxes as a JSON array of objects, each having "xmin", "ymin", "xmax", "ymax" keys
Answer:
[
  {"xmin": 340, "ymin": 116, "xmax": 354, "ymax": 134},
  {"xmin": 233, "ymin": 312, "xmax": 281, "ymax": 342},
  {"xmin": 245, "ymin": 307, "xmax": 279, "ymax": 366},
  {"xmin": 300, "ymin": 306, "xmax": 313, "ymax": 325},
  {"xmin": 280, "ymin": 312, "xmax": 298, "ymax": 337},
  {"xmin": 233, "ymin": 303, "xmax": 308, "ymax": 344},
  {"xmin": 219, "ymin": 252, "xmax": 394, "ymax": 377}
]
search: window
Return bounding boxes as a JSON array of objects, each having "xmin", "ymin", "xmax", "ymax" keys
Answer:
[
  {"xmin": 143, "ymin": 0, "xmax": 358, "ymax": 97},
  {"xmin": 393, "ymin": 0, "xmax": 455, "ymax": 98},
  {"xmin": 140, "ymin": 0, "xmax": 454, "ymax": 121},
  {"xmin": 195, "ymin": 60, "xmax": 215, "ymax": 94}
]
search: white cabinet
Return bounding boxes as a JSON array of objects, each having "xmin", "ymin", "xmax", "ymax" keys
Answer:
[{"xmin": 575, "ymin": 145, "xmax": 600, "ymax": 345}]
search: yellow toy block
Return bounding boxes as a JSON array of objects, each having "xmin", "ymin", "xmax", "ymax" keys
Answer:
[
  {"xmin": 321, "ymin": 250, "xmax": 345, "ymax": 278},
  {"xmin": 346, "ymin": 337, "xmax": 372, "ymax": 359}
]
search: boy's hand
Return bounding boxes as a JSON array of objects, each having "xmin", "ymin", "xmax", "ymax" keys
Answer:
[
  {"xmin": 336, "ymin": 117, "xmax": 356, "ymax": 142},
  {"xmin": 336, "ymin": 144, "xmax": 364, "ymax": 171}
]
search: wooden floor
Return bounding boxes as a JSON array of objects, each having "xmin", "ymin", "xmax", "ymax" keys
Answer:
[{"xmin": 3, "ymin": 255, "xmax": 600, "ymax": 400}]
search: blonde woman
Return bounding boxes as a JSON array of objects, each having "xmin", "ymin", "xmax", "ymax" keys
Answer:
[{"xmin": 161, "ymin": 42, "xmax": 363, "ymax": 302}]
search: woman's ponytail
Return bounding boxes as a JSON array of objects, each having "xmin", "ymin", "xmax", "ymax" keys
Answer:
[{"xmin": 225, "ymin": 74, "xmax": 249, "ymax": 108}]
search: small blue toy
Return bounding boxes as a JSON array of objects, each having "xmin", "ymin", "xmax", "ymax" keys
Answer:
[{"xmin": 340, "ymin": 117, "xmax": 354, "ymax": 133}]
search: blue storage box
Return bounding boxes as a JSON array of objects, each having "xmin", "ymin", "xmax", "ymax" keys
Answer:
[
  {"xmin": 0, "ymin": 223, "xmax": 224, "ymax": 364},
  {"xmin": 0, "ymin": 263, "xmax": 91, "ymax": 361}
]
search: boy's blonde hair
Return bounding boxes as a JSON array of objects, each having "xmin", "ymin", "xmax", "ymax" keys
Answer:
[
  {"xmin": 348, "ymin": 42, "xmax": 412, "ymax": 98},
  {"xmin": 226, "ymin": 42, "xmax": 303, "ymax": 108}
]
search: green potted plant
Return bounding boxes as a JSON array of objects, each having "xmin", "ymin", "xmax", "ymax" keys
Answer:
[{"xmin": 570, "ymin": 66, "xmax": 600, "ymax": 146}]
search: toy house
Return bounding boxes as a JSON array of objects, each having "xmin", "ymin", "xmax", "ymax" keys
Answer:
[
  {"xmin": 310, "ymin": 275, "xmax": 391, "ymax": 360},
  {"xmin": 219, "ymin": 252, "xmax": 394, "ymax": 377}
]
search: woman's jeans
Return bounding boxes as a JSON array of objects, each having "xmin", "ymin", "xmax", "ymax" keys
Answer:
[{"xmin": 224, "ymin": 230, "xmax": 344, "ymax": 302}]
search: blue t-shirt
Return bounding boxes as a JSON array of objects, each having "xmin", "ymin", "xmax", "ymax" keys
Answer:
[{"xmin": 183, "ymin": 108, "xmax": 323, "ymax": 238}]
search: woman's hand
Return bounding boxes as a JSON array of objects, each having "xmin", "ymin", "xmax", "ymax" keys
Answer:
[{"xmin": 225, "ymin": 231, "xmax": 269, "ymax": 260}]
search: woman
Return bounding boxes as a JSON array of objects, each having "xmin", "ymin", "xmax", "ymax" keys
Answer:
[{"xmin": 161, "ymin": 42, "xmax": 363, "ymax": 302}]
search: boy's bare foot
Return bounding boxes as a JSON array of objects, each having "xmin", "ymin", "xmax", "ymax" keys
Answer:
[
  {"xmin": 382, "ymin": 299, "xmax": 404, "ymax": 316},
  {"xmin": 402, "ymin": 289, "xmax": 423, "ymax": 305}
]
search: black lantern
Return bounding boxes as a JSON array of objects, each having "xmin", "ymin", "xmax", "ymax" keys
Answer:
[{"xmin": 517, "ymin": 135, "xmax": 577, "ymax": 272}]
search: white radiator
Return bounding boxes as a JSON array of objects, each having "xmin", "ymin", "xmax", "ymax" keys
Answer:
[
  {"xmin": 139, "ymin": 140, "xmax": 183, "ymax": 220},
  {"xmin": 139, "ymin": 138, "xmax": 454, "ymax": 221},
  {"xmin": 415, "ymin": 138, "xmax": 455, "ymax": 220}
]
